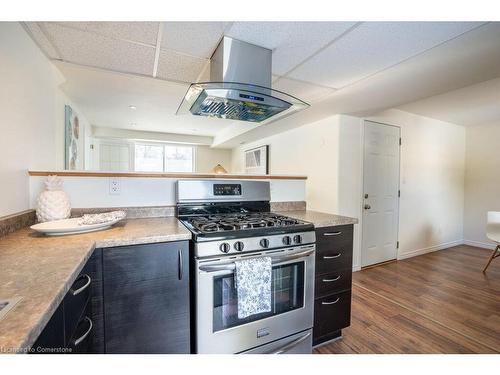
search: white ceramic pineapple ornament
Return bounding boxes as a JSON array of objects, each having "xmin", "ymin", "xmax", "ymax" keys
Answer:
[{"xmin": 36, "ymin": 176, "xmax": 71, "ymax": 223}]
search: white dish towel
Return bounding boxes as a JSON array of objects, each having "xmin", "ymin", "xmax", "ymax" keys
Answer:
[{"xmin": 235, "ymin": 256, "xmax": 272, "ymax": 319}]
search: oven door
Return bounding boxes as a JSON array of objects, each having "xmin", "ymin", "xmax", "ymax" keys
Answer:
[{"xmin": 195, "ymin": 245, "xmax": 315, "ymax": 354}]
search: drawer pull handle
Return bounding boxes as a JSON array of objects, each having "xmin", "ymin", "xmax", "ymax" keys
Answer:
[
  {"xmin": 70, "ymin": 274, "xmax": 91, "ymax": 296},
  {"xmin": 322, "ymin": 275, "xmax": 341, "ymax": 282},
  {"xmin": 324, "ymin": 231, "xmax": 342, "ymax": 236},
  {"xmin": 73, "ymin": 317, "xmax": 93, "ymax": 346},
  {"xmin": 323, "ymin": 253, "xmax": 342, "ymax": 259},
  {"xmin": 322, "ymin": 298, "xmax": 340, "ymax": 305}
]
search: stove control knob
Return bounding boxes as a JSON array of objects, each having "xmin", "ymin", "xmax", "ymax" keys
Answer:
[
  {"xmin": 219, "ymin": 243, "xmax": 231, "ymax": 253},
  {"xmin": 293, "ymin": 235, "xmax": 302, "ymax": 244},
  {"xmin": 234, "ymin": 241, "xmax": 244, "ymax": 252},
  {"xmin": 282, "ymin": 236, "xmax": 292, "ymax": 246},
  {"xmin": 260, "ymin": 238, "xmax": 270, "ymax": 248}
]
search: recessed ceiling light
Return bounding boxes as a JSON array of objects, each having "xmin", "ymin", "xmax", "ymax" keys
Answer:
[{"xmin": 129, "ymin": 105, "xmax": 137, "ymax": 110}]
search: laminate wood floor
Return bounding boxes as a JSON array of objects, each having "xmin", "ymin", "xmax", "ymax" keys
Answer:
[{"xmin": 314, "ymin": 245, "xmax": 500, "ymax": 354}]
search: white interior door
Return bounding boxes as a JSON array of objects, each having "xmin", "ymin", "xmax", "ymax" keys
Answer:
[{"xmin": 361, "ymin": 121, "xmax": 400, "ymax": 267}]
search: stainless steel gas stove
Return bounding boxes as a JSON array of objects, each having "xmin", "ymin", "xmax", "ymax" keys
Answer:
[{"xmin": 176, "ymin": 179, "xmax": 316, "ymax": 354}]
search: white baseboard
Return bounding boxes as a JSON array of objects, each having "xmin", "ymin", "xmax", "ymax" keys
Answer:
[
  {"xmin": 397, "ymin": 240, "xmax": 464, "ymax": 260},
  {"xmin": 463, "ymin": 239, "xmax": 496, "ymax": 250},
  {"xmin": 357, "ymin": 239, "xmax": 494, "ymax": 267}
]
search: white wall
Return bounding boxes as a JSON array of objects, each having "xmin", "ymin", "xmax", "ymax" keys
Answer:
[
  {"xmin": 195, "ymin": 146, "xmax": 232, "ymax": 173},
  {"xmin": 29, "ymin": 176, "xmax": 305, "ymax": 208},
  {"xmin": 0, "ymin": 23, "xmax": 95, "ymax": 217},
  {"xmin": 464, "ymin": 122, "xmax": 500, "ymax": 249},
  {"xmin": 232, "ymin": 110, "xmax": 466, "ymax": 268},
  {"xmin": 232, "ymin": 116, "xmax": 342, "ymax": 213},
  {"xmin": 91, "ymin": 126, "xmax": 213, "ymax": 146},
  {"xmin": 232, "ymin": 115, "xmax": 365, "ymax": 268},
  {"xmin": 0, "ymin": 23, "xmax": 63, "ymax": 216},
  {"xmin": 367, "ymin": 109, "xmax": 466, "ymax": 259}
]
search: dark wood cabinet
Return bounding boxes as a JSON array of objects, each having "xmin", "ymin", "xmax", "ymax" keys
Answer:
[
  {"xmin": 314, "ymin": 268, "xmax": 352, "ymax": 299},
  {"xmin": 313, "ymin": 224, "xmax": 354, "ymax": 346},
  {"xmin": 103, "ymin": 241, "xmax": 190, "ymax": 354},
  {"xmin": 33, "ymin": 240, "xmax": 190, "ymax": 354},
  {"xmin": 314, "ymin": 290, "xmax": 352, "ymax": 339},
  {"xmin": 32, "ymin": 252, "xmax": 96, "ymax": 354},
  {"xmin": 32, "ymin": 303, "xmax": 65, "ymax": 353}
]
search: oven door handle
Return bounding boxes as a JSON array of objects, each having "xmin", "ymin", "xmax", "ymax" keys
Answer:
[
  {"xmin": 198, "ymin": 248, "xmax": 315, "ymax": 273},
  {"xmin": 265, "ymin": 332, "xmax": 312, "ymax": 354}
]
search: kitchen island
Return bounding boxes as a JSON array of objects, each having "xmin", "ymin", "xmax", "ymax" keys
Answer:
[{"xmin": 0, "ymin": 217, "xmax": 190, "ymax": 353}]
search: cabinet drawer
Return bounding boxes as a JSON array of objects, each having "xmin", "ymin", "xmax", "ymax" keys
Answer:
[
  {"xmin": 315, "ymin": 247, "xmax": 353, "ymax": 275},
  {"xmin": 64, "ymin": 263, "xmax": 92, "ymax": 343},
  {"xmin": 103, "ymin": 241, "xmax": 188, "ymax": 284},
  {"xmin": 68, "ymin": 304, "xmax": 93, "ymax": 354},
  {"xmin": 313, "ymin": 290, "xmax": 351, "ymax": 342},
  {"xmin": 314, "ymin": 269, "xmax": 352, "ymax": 298},
  {"xmin": 315, "ymin": 225, "xmax": 353, "ymax": 252}
]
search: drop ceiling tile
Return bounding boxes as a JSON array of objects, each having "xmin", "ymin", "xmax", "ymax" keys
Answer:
[
  {"xmin": 226, "ymin": 22, "xmax": 357, "ymax": 75},
  {"xmin": 161, "ymin": 22, "xmax": 230, "ymax": 58},
  {"xmin": 24, "ymin": 22, "xmax": 60, "ymax": 59},
  {"xmin": 54, "ymin": 22, "xmax": 160, "ymax": 45},
  {"xmin": 42, "ymin": 23, "xmax": 156, "ymax": 76},
  {"xmin": 273, "ymin": 76, "xmax": 336, "ymax": 103},
  {"xmin": 156, "ymin": 50, "xmax": 207, "ymax": 83},
  {"xmin": 289, "ymin": 21, "xmax": 484, "ymax": 88}
]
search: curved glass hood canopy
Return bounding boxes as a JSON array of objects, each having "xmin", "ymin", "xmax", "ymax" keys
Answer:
[
  {"xmin": 176, "ymin": 81, "xmax": 309, "ymax": 124},
  {"xmin": 176, "ymin": 37, "xmax": 309, "ymax": 124}
]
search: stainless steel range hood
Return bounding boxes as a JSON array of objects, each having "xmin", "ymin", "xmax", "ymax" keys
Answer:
[{"xmin": 176, "ymin": 37, "xmax": 309, "ymax": 123}]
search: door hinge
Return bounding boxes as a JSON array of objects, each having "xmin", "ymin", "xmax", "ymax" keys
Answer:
[
  {"xmin": 397, "ymin": 241, "xmax": 399, "ymax": 249},
  {"xmin": 398, "ymin": 190, "xmax": 400, "ymax": 197},
  {"xmin": 399, "ymin": 137, "xmax": 402, "ymax": 146}
]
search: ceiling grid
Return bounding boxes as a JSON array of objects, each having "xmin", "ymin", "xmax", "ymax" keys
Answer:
[{"xmin": 19, "ymin": 21, "xmax": 500, "ymax": 145}]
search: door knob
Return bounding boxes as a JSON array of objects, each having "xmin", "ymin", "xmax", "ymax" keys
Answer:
[{"xmin": 364, "ymin": 204, "xmax": 371, "ymax": 210}]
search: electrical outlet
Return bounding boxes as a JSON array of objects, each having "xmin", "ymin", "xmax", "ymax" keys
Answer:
[{"xmin": 109, "ymin": 178, "xmax": 121, "ymax": 195}]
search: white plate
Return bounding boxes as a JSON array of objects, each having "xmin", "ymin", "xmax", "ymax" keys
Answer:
[{"xmin": 30, "ymin": 217, "xmax": 123, "ymax": 236}]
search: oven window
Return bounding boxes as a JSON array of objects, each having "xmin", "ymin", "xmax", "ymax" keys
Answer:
[{"xmin": 213, "ymin": 262, "xmax": 305, "ymax": 332}]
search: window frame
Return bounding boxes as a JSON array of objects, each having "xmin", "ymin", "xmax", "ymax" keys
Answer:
[{"xmin": 133, "ymin": 141, "xmax": 195, "ymax": 173}]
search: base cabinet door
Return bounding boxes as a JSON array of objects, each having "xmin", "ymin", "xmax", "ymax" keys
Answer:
[
  {"xmin": 31, "ymin": 304, "xmax": 65, "ymax": 353},
  {"xmin": 103, "ymin": 241, "xmax": 190, "ymax": 354}
]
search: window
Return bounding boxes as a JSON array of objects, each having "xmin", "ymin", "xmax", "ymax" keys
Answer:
[
  {"xmin": 135, "ymin": 144, "xmax": 164, "ymax": 172},
  {"xmin": 99, "ymin": 142, "xmax": 131, "ymax": 171},
  {"xmin": 134, "ymin": 144, "xmax": 194, "ymax": 173},
  {"xmin": 165, "ymin": 145, "xmax": 193, "ymax": 172}
]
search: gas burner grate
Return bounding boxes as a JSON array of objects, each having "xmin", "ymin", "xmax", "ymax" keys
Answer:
[{"xmin": 186, "ymin": 212, "xmax": 306, "ymax": 234}]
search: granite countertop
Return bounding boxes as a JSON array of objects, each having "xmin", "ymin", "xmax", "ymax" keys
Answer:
[
  {"xmin": 0, "ymin": 209, "xmax": 355, "ymax": 353},
  {"xmin": 0, "ymin": 217, "xmax": 191, "ymax": 353},
  {"xmin": 277, "ymin": 210, "xmax": 358, "ymax": 228}
]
